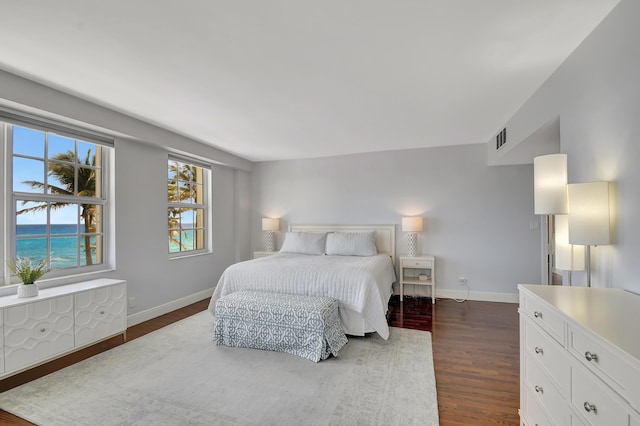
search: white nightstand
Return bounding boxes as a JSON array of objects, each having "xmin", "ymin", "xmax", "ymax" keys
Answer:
[
  {"xmin": 399, "ymin": 255, "xmax": 435, "ymax": 304},
  {"xmin": 253, "ymin": 251, "xmax": 277, "ymax": 259}
]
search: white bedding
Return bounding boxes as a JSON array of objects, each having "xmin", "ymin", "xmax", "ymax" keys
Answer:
[{"xmin": 208, "ymin": 253, "xmax": 396, "ymax": 339}]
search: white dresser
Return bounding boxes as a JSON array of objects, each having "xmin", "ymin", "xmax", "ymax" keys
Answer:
[
  {"xmin": 0, "ymin": 278, "xmax": 126, "ymax": 378},
  {"xmin": 519, "ymin": 285, "xmax": 640, "ymax": 426}
]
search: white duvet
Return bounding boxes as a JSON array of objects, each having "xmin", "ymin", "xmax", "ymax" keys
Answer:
[{"xmin": 208, "ymin": 253, "xmax": 396, "ymax": 339}]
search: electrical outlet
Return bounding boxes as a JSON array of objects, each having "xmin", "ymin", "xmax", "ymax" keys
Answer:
[
  {"xmin": 128, "ymin": 297, "xmax": 135, "ymax": 308},
  {"xmin": 458, "ymin": 277, "xmax": 468, "ymax": 285}
]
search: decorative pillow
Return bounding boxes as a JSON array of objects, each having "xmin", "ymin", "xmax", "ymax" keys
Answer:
[
  {"xmin": 325, "ymin": 231, "xmax": 377, "ymax": 256},
  {"xmin": 279, "ymin": 232, "xmax": 327, "ymax": 255}
]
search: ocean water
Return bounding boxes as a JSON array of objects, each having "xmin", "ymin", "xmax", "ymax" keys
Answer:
[
  {"xmin": 16, "ymin": 224, "xmax": 99, "ymax": 269},
  {"xmin": 16, "ymin": 224, "xmax": 196, "ymax": 269}
]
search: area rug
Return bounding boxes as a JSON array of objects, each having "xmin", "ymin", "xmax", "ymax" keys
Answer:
[{"xmin": 0, "ymin": 311, "xmax": 439, "ymax": 426}]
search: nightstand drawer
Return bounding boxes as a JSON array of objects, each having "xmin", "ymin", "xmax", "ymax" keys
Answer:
[{"xmin": 402, "ymin": 259, "xmax": 432, "ymax": 268}]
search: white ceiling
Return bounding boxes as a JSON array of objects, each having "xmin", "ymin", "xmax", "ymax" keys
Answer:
[{"xmin": 0, "ymin": 1, "xmax": 619, "ymax": 162}]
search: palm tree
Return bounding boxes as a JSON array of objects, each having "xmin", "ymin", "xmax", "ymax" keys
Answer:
[
  {"xmin": 18, "ymin": 148, "xmax": 99, "ymax": 267},
  {"xmin": 168, "ymin": 161, "xmax": 201, "ymax": 251}
]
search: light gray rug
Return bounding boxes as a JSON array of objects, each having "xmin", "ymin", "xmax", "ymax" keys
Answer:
[{"xmin": 0, "ymin": 311, "xmax": 439, "ymax": 426}]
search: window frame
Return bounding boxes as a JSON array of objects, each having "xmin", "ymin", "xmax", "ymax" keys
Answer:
[
  {"xmin": 167, "ymin": 154, "xmax": 211, "ymax": 259},
  {"xmin": 2, "ymin": 116, "xmax": 114, "ymax": 286}
]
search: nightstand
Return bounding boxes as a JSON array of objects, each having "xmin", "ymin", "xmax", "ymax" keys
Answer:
[
  {"xmin": 253, "ymin": 251, "xmax": 277, "ymax": 259},
  {"xmin": 399, "ymin": 255, "xmax": 435, "ymax": 304}
]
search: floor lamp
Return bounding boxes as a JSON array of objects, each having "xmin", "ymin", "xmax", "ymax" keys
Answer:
[
  {"xmin": 534, "ymin": 154, "xmax": 568, "ymax": 285},
  {"xmin": 554, "ymin": 214, "xmax": 585, "ymax": 285},
  {"xmin": 567, "ymin": 182, "xmax": 611, "ymax": 287}
]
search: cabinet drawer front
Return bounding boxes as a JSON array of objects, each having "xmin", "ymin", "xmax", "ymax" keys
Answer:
[
  {"xmin": 403, "ymin": 259, "xmax": 432, "ymax": 268},
  {"xmin": 523, "ymin": 387, "xmax": 557, "ymax": 426},
  {"xmin": 75, "ymin": 284, "xmax": 126, "ymax": 347},
  {"xmin": 4, "ymin": 296, "xmax": 74, "ymax": 372},
  {"xmin": 521, "ymin": 293, "xmax": 565, "ymax": 344},
  {"xmin": 571, "ymin": 361, "xmax": 630, "ymax": 426},
  {"xmin": 523, "ymin": 319, "xmax": 570, "ymax": 394},
  {"xmin": 568, "ymin": 324, "xmax": 640, "ymax": 410},
  {"xmin": 524, "ymin": 353, "xmax": 567, "ymax": 422}
]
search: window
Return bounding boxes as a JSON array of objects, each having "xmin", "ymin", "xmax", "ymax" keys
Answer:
[
  {"xmin": 3, "ymin": 119, "xmax": 112, "ymax": 285},
  {"xmin": 167, "ymin": 157, "xmax": 209, "ymax": 255}
]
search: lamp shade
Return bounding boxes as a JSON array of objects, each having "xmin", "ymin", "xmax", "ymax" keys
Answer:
[
  {"xmin": 568, "ymin": 182, "xmax": 610, "ymax": 246},
  {"xmin": 534, "ymin": 154, "xmax": 568, "ymax": 214},
  {"xmin": 554, "ymin": 214, "xmax": 585, "ymax": 271},
  {"xmin": 401, "ymin": 217, "xmax": 423, "ymax": 232},
  {"xmin": 261, "ymin": 218, "xmax": 280, "ymax": 232}
]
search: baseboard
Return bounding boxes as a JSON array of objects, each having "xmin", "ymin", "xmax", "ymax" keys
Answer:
[
  {"xmin": 127, "ymin": 287, "xmax": 214, "ymax": 327},
  {"xmin": 436, "ymin": 288, "xmax": 518, "ymax": 303}
]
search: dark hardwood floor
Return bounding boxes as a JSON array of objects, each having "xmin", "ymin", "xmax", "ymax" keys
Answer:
[{"xmin": 0, "ymin": 296, "xmax": 520, "ymax": 425}]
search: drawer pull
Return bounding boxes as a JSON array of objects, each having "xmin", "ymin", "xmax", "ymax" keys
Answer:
[
  {"xmin": 534, "ymin": 385, "xmax": 543, "ymax": 393},
  {"xmin": 533, "ymin": 311, "xmax": 542, "ymax": 319},
  {"xmin": 584, "ymin": 351, "xmax": 599, "ymax": 362},
  {"xmin": 534, "ymin": 346, "xmax": 543, "ymax": 355},
  {"xmin": 583, "ymin": 402, "xmax": 597, "ymax": 413},
  {"xmin": 40, "ymin": 328, "xmax": 46, "ymax": 332},
  {"xmin": 100, "ymin": 311, "xmax": 105, "ymax": 315}
]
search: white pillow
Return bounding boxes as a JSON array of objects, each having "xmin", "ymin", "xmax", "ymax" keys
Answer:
[
  {"xmin": 325, "ymin": 231, "xmax": 377, "ymax": 256},
  {"xmin": 279, "ymin": 232, "xmax": 327, "ymax": 255}
]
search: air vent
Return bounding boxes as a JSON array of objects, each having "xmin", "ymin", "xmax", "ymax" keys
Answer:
[{"xmin": 496, "ymin": 127, "xmax": 507, "ymax": 151}]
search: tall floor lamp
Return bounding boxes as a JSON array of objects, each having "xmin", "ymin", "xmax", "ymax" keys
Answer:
[
  {"xmin": 567, "ymin": 182, "xmax": 611, "ymax": 287},
  {"xmin": 534, "ymin": 154, "xmax": 568, "ymax": 285},
  {"xmin": 554, "ymin": 214, "xmax": 585, "ymax": 285}
]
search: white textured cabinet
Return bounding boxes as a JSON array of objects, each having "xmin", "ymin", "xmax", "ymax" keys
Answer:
[
  {"xmin": 4, "ymin": 295, "xmax": 75, "ymax": 373},
  {"xmin": 74, "ymin": 284, "xmax": 126, "ymax": 347},
  {"xmin": 0, "ymin": 279, "xmax": 126, "ymax": 378},
  {"xmin": 519, "ymin": 285, "xmax": 640, "ymax": 426}
]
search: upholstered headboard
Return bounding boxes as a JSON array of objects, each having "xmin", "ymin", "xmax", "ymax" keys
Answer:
[{"xmin": 288, "ymin": 224, "xmax": 396, "ymax": 264}]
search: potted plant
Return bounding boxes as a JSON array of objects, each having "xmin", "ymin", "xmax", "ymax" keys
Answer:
[{"xmin": 7, "ymin": 256, "xmax": 51, "ymax": 298}]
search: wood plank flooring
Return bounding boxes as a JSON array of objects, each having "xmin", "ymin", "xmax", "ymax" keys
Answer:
[{"xmin": 0, "ymin": 296, "xmax": 520, "ymax": 425}]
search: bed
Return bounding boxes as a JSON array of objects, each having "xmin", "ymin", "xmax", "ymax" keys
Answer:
[{"xmin": 208, "ymin": 224, "xmax": 396, "ymax": 339}]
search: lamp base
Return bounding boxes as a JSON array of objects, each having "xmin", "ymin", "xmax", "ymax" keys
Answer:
[
  {"xmin": 266, "ymin": 231, "xmax": 275, "ymax": 252},
  {"xmin": 407, "ymin": 232, "xmax": 417, "ymax": 257}
]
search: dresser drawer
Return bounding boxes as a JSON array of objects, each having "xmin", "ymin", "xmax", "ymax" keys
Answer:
[
  {"xmin": 521, "ymin": 292, "xmax": 565, "ymax": 344},
  {"xmin": 571, "ymin": 361, "xmax": 630, "ymax": 426},
  {"xmin": 402, "ymin": 259, "xmax": 432, "ymax": 268},
  {"xmin": 523, "ymin": 386, "xmax": 557, "ymax": 426},
  {"xmin": 523, "ymin": 319, "xmax": 570, "ymax": 395},
  {"xmin": 568, "ymin": 324, "xmax": 640, "ymax": 410},
  {"xmin": 524, "ymin": 352, "xmax": 567, "ymax": 423}
]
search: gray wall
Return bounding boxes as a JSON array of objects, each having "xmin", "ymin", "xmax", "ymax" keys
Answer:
[
  {"xmin": 251, "ymin": 144, "xmax": 541, "ymax": 301},
  {"xmin": 494, "ymin": 0, "xmax": 640, "ymax": 292},
  {"xmin": 0, "ymin": 70, "xmax": 252, "ymax": 318}
]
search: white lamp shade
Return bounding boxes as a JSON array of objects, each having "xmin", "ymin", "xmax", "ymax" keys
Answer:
[
  {"xmin": 402, "ymin": 217, "xmax": 423, "ymax": 232},
  {"xmin": 534, "ymin": 154, "xmax": 568, "ymax": 214},
  {"xmin": 568, "ymin": 182, "xmax": 611, "ymax": 246},
  {"xmin": 261, "ymin": 218, "xmax": 280, "ymax": 232},
  {"xmin": 554, "ymin": 214, "xmax": 585, "ymax": 271}
]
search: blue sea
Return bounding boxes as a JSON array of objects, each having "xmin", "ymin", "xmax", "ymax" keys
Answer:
[
  {"xmin": 16, "ymin": 224, "xmax": 98, "ymax": 269},
  {"xmin": 17, "ymin": 224, "xmax": 197, "ymax": 269}
]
